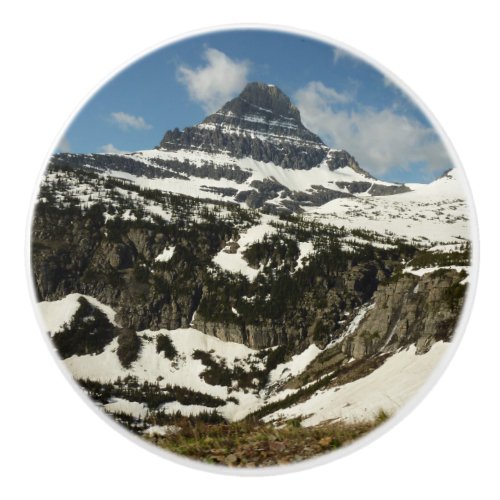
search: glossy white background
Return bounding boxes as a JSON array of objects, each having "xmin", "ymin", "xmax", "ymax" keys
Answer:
[{"xmin": 1, "ymin": 0, "xmax": 498, "ymax": 498}]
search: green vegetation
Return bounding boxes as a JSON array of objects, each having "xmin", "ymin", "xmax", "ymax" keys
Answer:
[
  {"xmin": 146, "ymin": 415, "xmax": 385, "ymax": 467},
  {"xmin": 52, "ymin": 297, "xmax": 116, "ymax": 359},
  {"xmin": 262, "ymin": 345, "xmax": 287, "ymax": 371},
  {"xmin": 193, "ymin": 350, "xmax": 269, "ymax": 389},
  {"xmin": 117, "ymin": 328, "xmax": 142, "ymax": 368},
  {"xmin": 156, "ymin": 334, "xmax": 178, "ymax": 360},
  {"xmin": 242, "ymin": 235, "xmax": 299, "ymax": 270},
  {"xmin": 79, "ymin": 376, "xmax": 225, "ymax": 410},
  {"xmin": 443, "ymin": 281, "xmax": 467, "ymax": 310},
  {"xmin": 409, "ymin": 244, "xmax": 471, "ymax": 268},
  {"xmin": 193, "ymin": 350, "xmax": 234, "ymax": 387}
]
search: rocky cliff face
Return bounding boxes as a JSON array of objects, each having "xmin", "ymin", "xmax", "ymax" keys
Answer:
[
  {"xmin": 192, "ymin": 268, "xmax": 466, "ymax": 355},
  {"xmin": 31, "ymin": 202, "xmax": 366, "ymax": 349},
  {"xmin": 32, "ymin": 200, "xmax": 218, "ymax": 332},
  {"xmin": 280, "ymin": 268, "xmax": 467, "ymax": 392},
  {"xmin": 342, "ymin": 269, "xmax": 466, "ymax": 358},
  {"xmin": 192, "ymin": 259, "xmax": 389, "ymax": 351}
]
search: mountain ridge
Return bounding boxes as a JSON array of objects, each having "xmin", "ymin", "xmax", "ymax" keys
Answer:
[
  {"xmin": 51, "ymin": 82, "xmax": 419, "ymax": 215},
  {"xmin": 158, "ymin": 82, "xmax": 372, "ymax": 176}
]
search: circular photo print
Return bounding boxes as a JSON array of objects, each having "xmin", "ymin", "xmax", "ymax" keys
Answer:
[{"xmin": 30, "ymin": 27, "xmax": 476, "ymax": 472}]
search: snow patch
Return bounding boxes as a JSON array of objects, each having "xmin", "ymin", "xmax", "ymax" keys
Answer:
[
  {"xmin": 213, "ymin": 220, "xmax": 277, "ymax": 281},
  {"xmin": 295, "ymin": 241, "xmax": 314, "ymax": 270},
  {"xmin": 264, "ymin": 342, "xmax": 448, "ymax": 426},
  {"xmin": 104, "ymin": 398, "xmax": 149, "ymax": 419},
  {"xmin": 143, "ymin": 425, "xmax": 180, "ymax": 437},
  {"xmin": 155, "ymin": 246, "xmax": 175, "ymax": 263},
  {"xmin": 268, "ymin": 344, "xmax": 322, "ymax": 384},
  {"xmin": 326, "ymin": 302, "xmax": 375, "ymax": 349}
]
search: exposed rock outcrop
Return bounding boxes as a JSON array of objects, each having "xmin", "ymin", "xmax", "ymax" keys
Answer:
[{"xmin": 343, "ymin": 269, "xmax": 467, "ymax": 357}]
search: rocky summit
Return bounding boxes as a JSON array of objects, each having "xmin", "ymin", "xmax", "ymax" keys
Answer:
[
  {"xmin": 31, "ymin": 81, "xmax": 472, "ymax": 464},
  {"xmin": 159, "ymin": 82, "xmax": 328, "ymax": 169}
]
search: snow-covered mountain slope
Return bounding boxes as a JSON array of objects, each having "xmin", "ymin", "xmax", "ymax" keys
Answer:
[
  {"xmin": 49, "ymin": 83, "xmax": 469, "ymax": 246},
  {"xmin": 45, "ymin": 152, "xmax": 469, "ymax": 247},
  {"xmin": 305, "ymin": 169, "xmax": 470, "ymax": 245},
  {"xmin": 39, "ymin": 293, "xmax": 448, "ymax": 428},
  {"xmin": 263, "ymin": 342, "xmax": 448, "ymax": 426},
  {"xmin": 128, "ymin": 147, "xmax": 394, "ymax": 193},
  {"xmin": 51, "ymin": 82, "xmax": 420, "ymax": 218}
]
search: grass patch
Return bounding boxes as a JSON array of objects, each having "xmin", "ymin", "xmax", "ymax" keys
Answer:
[{"xmin": 146, "ymin": 416, "xmax": 385, "ymax": 467}]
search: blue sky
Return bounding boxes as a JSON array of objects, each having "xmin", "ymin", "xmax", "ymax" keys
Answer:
[{"xmin": 59, "ymin": 28, "xmax": 452, "ymax": 183}]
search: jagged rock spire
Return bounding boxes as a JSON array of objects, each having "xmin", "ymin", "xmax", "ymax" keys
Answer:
[
  {"xmin": 200, "ymin": 82, "xmax": 324, "ymax": 147},
  {"xmin": 158, "ymin": 81, "xmax": 363, "ymax": 172}
]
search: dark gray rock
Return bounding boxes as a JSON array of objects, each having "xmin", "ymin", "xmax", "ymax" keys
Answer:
[
  {"xmin": 147, "ymin": 156, "xmax": 251, "ymax": 183},
  {"xmin": 159, "ymin": 82, "xmax": 329, "ymax": 170},
  {"xmin": 336, "ymin": 181, "xmax": 372, "ymax": 194},
  {"xmin": 369, "ymin": 184, "xmax": 411, "ymax": 196},
  {"xmin": 342, "ymin": 269, "xmax": 467, "ymax": 359},
  {"xmin": 50, "ymin": 153, "xmax": 187, "ymax": 180},
  {"xmin": 289, "ymin": 185, "xmax": 352, "ymax": 206}
]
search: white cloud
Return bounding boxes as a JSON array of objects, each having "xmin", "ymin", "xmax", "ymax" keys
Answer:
[
  {"xmin": 56, "ymin": 136, "xmax": 71, "ymax": 153},
  {"xmin": 110, "ymin": 112, "xmax": 152, "ymax": 131},
  {"xmin": 177, "ymin": 48, "xmax": 250, "ymax": 113},
  {"xmin": 295, "ymin": 81, "xmax": 451, "ymax": 177},
  {"xmin": 383, "ymin": 75, "xmax": 395, "ymax": 88},
  {"xmin": 332, "ymin": 47, "xmax": 353, "ymax": 65},
  {"xmin": 294, "ymin": 81, "xmax": 352, "ymax": 107},
  {"xmin": 100, "ymin": 143, "xmax": 128, "ymax": 154}
]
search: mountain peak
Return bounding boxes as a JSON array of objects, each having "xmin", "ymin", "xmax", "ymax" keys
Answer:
[
  {"xmin": 159, "ymin": 82, "xmax": 366, "ymax": 170},
  {"xmin": 214, "ymin": 81, "xmax": 301, "ymax": 122},
  {"xmin": 199, "ymin": 82, "xmax": 321, "ymax": 146}
]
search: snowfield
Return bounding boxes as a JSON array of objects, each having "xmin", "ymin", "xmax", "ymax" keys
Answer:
[
  {"xmin": 130, "ymin": 148, "xmax": 393, "ymax": 193},
  {"xmin": 104, "ymin": 152, "xmax": 470, "ymax": 247},
  {"xmin": 306, "ymin": 170, "xmax": 470, "ymax": 245},
  {"xmin": 268, "ymin": 344, "xmax": 322, "ymax": 385},
  {"xmin": 263, "ymin": 342, "xmax": 448, "ymax": 426},
  {"xmin": 104, "ymin": 398, "xmax": 149, "ymax": 419},
  {"xmin": 38, "ymin": 294, "xmax": 451, "ymax": 426},
  {"xmin": 295, "ymin": 241, "xmax": 315, "ymax": 270},
  {"xmin": 43, "ymin": 148, "xmax": 470, "ymax": 250}
]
